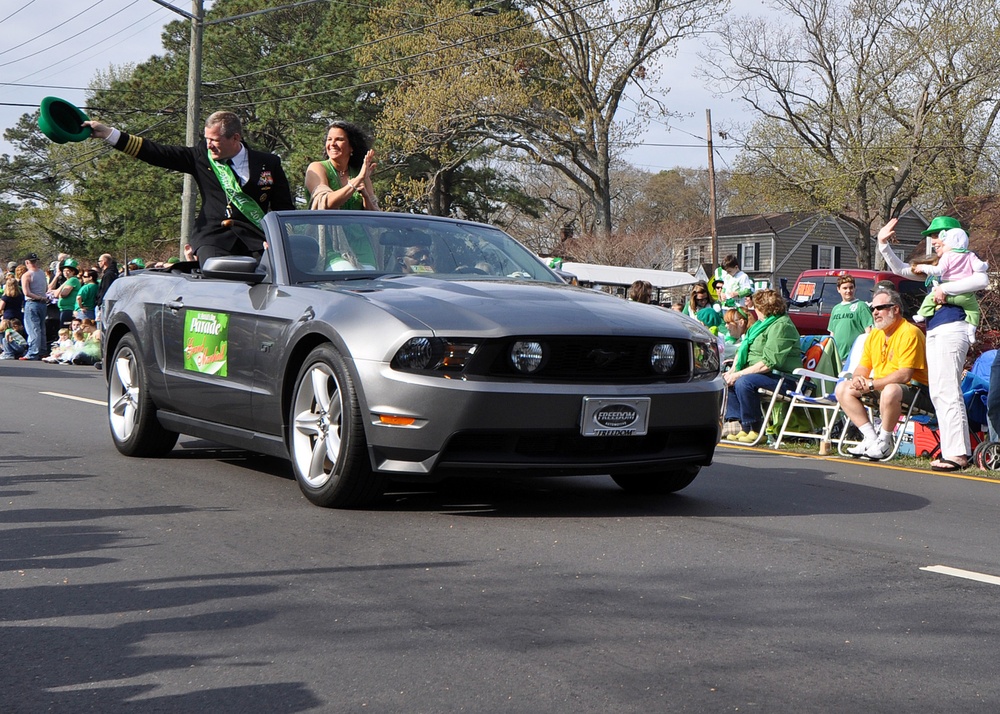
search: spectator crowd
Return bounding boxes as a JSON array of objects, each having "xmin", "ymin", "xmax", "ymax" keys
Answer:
[{"xmin": 1, "ymin": 252, "xmax": 120, "ymax": 365}]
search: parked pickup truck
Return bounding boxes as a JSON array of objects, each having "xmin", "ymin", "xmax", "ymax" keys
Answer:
[{"xmin": 786, "ymin": 269, "xmax": 926, "ymax": 335}]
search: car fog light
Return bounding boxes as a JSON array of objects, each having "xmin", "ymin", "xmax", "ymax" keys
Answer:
[
  {"xmin": 396, "ymin": 337, "xmax": 433, "ymax": 370},
  {"xmin": 510, "ymin": 340, "xmax": 544, "ymax": 373},
  {"xmin": 650, "ymin": 343, "xmax": 676, "ymax": 374}
]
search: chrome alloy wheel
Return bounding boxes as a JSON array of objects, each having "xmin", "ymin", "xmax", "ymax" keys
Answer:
[
  {"xmin": 109, "ymin": 347, "xmax": 140, "ymax": 443},
  {"xmin": 291, "ymin": 361, "xmax": 344, "ymax": 488}
]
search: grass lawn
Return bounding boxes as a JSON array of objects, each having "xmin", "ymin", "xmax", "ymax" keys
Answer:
[{"xmin": 723, "ymin": 434, "xmax": 1000, "ymax": 479}]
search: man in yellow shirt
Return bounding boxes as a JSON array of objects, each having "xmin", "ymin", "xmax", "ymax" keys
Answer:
[{"xmin": 835, "ymin": 287, "xmax": 930, "ymax": 460}]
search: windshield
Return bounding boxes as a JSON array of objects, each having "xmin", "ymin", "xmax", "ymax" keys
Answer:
[{"xmin": 275, "ymin": 212, "xmax": 559, "ymax": 285}]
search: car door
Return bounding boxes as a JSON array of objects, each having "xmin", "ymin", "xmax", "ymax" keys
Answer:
[
  {"xmin": 160, "ymin": 279, "xmax": 267, "ymax": 431},
  {"xmin": 247, "ymin": 284, "xmax": 319, "ymax": 436}
]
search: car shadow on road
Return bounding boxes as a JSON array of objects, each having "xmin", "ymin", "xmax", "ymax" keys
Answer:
[
  {"xmin": 155, "ymin": 439, "xmax": 932, "ymax": 519},
  {"xmin": 376, "ymin": 463, "xmax": 930, "ymax": 519}
]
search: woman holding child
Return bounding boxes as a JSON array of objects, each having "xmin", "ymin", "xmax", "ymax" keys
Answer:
[{"xmin": 877, "ymin": 216, "xmax": 988, "ymax": 471}]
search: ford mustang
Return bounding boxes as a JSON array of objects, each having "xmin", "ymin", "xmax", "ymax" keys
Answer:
[{"xmin": 101, "ymin": 211, "xmax": 723, "ymax": 507}]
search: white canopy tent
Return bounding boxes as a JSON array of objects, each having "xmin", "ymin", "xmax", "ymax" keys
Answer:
[{"xmin": 559, "ymin": 262, "xmax": 697, "ymax": 290}]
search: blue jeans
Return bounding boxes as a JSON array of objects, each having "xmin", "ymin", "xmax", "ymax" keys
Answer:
[
  {"xmin": 23, "ymin": 300, "xmax": 47, "ymax": 359},
  {"xmin": 725, "ymin": 372, "xmax": 782, "ymax": 432}
]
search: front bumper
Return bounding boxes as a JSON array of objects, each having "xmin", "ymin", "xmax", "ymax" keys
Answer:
[{"xmin": 354, "ymin": 359, "xmax": 724, "ymax": 476}]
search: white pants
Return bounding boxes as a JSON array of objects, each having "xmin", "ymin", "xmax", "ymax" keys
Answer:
[{"xmin": 925, "ymin": 321, "xmax": 971, "ymax": 459}]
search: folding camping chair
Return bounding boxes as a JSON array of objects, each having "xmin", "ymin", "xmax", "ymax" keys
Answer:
[
  {"xmin": 746, "ymin": 335, "xmax": 840, "ymax": 447},
  {"xmin": 834, "ymin": 382, "xmax": 935, "ymax": 460},
  {"xmin": 772, "ymin": 335, "xmax": 863, "ymax": 449}
]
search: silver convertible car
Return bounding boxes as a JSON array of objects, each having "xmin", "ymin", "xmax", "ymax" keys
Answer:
[{"xmin": 101, "ymin": 211, "xmax": 723, "ymax": 507}]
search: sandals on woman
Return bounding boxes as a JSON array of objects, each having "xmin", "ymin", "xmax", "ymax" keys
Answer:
[{"xmin": 930, "ymin": 458, "xmax": 967, "ymax": 472}]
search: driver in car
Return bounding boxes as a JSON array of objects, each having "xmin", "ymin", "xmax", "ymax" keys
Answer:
[{"xmin": 400, "ymin": 244, "xmax": 434, "ymax": 274}]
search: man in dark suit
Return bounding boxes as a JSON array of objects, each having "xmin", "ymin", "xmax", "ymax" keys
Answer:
[{"xmin": 84, "ymin": 111, "xmax": 294, "ymax": 261}]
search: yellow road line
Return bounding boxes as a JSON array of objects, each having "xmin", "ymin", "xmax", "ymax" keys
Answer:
[{"xmin": 717, "ymin": 442, "xmax": 999, "ymax": 484}]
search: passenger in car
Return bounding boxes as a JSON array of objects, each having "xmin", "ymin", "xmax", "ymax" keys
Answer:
[
  {"xmin": 84, "ymin": 112, "xmax": 294, "ymax": 262},
  {"xmin": 305, "ymin": 121, "xmax": 379, "ymax": 212}
]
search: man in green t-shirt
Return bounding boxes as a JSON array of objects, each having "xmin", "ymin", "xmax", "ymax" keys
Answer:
[{"xmin": 827, "ymin": 275, "xmax": 873, "ymax": 360}]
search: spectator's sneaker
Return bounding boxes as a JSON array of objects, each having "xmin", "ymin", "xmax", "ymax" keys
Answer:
[
  {"xmin": 735, "ymin": 430, "xmax": 760, "ymax": 444},
  {"xmin": 847, "ymin": 436, "xmax": 875, "ymax": 457},
  {"xmin": 864, "ymin": 436, "xmax": 894, "ymax": 461},
  {"xmin": 726, "ymin": 431, "xmax": 748, "ymax": 442}
]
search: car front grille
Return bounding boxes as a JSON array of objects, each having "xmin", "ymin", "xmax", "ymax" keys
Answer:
[
  {"xmin": 476, "ymin": 337, "xmax": 691, "ymax": 383},
  {"xmin": 437, "ymin": 427, "xmax": 717, "ymax": 469}
]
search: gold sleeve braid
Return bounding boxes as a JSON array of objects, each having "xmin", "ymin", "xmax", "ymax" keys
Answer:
[{"xmin": 121, "ymin": 134, "xmax": 143, "ymax": 157}]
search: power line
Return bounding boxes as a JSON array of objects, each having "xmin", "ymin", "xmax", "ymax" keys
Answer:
[
  {"xmin": 0, "ymin": 0, "xmax": 40, "ymax": 25},
  {"xmin": 0, "ymin": 81, "xmax": 186, "ymax": 96},
  {"xmin": 9, "ymin": 8, "xmax": 173, "ymax": 86},
  {"xmin": 0, "ymin": 0, "xmax": 106, "ymax": 58},
  {"xmin": 0, "ymin": 1, "xmax": 144, "ymax": 69}
]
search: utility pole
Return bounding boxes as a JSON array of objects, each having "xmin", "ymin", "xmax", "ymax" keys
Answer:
[
  {"xmin": 706, "ymin": 109, "xmax": 718, "ymax": 267},
  {"xmin": 182, "ymin": 0, "xmax": 204, "ymax": 255},
  {"xmin": 150, "ymin": 0, "xmax": 203, "ymax": 257}
]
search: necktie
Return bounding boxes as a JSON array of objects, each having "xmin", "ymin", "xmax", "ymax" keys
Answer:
[{"xmin": 227, "ymin": 159, "xmax": 243, "ymax": 187}]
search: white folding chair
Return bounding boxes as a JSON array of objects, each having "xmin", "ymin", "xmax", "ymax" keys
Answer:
[
  {"xmin": 751, "ymin": 336, "xmax": 838, "ymax": 447},
  {"xmin": 834, "ymin": 385, "xmax": 933, "ymax": 460},
  {"xmin": 773, "ymin": 335, "xmax": 862, "ymax": 449}
]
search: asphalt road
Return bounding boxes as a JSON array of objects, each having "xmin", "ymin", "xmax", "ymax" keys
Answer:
[{"xmin": 3, "ymin": 361, "xmax": 1000, "ymax": 713}]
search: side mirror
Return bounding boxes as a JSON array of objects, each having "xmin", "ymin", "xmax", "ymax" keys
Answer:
[{"xmin": 201, "ymin": 256, "xmax": 265, "ymax": 284}]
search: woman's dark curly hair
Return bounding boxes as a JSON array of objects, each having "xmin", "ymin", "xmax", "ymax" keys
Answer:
[{"xmin": 325, "ymin": 121, "xmax": 372, "ymax": 172}]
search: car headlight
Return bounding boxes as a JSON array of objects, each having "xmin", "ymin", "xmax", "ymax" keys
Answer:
[
  {"xmin": 509, "ymin": 340, "xmax": 544, "ymax": 373},
  {"xmin": 692, "ymin": 338, "xmax": 721, "ymax": 379},
  {"xmin": 650, "ymin": 343, "xmax": 676, "ymax": 374},
  {"xmin": 392, "ymin": 337, "xmax": 479, "ymax": 373}
]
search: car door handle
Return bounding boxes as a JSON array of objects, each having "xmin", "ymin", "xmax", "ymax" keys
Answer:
[{"xmin": 166, "ymin": 299, "xmax": 184, "ymax": 311}]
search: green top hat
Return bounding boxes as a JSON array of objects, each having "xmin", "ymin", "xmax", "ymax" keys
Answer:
[
  {"xmin": 921, "ymin": 215, "xmax": 962, "ymax": 236},
  {"xmin": 37, "ymin": 97, "xmax": 92, "ymax": 144}
]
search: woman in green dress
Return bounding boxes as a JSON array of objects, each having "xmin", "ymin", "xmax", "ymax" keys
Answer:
[
  {"xmin": 305, "ymin": 121, "xmax": 378, "ymax": 211},
  {"xmin": 304, "ymin": 121, "xmax": 380, "ymax": 270}
]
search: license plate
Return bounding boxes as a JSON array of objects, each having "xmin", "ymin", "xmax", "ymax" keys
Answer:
[{"xmin": 580, "ymin": 397, "xmax": 650, "ymax": 437}]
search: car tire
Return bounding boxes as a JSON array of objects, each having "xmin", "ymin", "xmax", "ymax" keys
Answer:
[
  {"xmin": 288, "ymin": 344, "xmax": 385, "ymax": 508},
  {"xmin": 611, "ymin": 467, "xmax": 700, "ymax": 494},
  {"xmin": 108, "ymin": 333, "xmax": 179, "ymax": 457}
]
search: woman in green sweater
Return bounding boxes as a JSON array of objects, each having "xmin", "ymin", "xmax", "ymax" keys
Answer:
[{"xmin": 723, "ymin": 288, "xmax": 801, "ymax": 443}]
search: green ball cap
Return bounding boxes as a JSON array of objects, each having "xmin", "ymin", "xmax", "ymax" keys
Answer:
[
  {"xmin": 921, "ymin": 215, "xmax": 962, "ymax": 236},
  {"xmin": 37, "ymin": 96, "xmax": 92, "ymax": 144}
]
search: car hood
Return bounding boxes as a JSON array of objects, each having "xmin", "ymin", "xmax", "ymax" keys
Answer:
[{"xmin": 323, "ymin": 277, "xmax": 710, "ymax": 339}]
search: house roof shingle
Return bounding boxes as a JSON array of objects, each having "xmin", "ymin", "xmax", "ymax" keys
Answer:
[{"xmin": 715, "ymin": 213, "xmax": 809, "ymax": 237}]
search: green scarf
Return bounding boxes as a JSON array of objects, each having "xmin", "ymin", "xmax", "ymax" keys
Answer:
[
  {"xmin": 732, "ymin": 314, "xmax": 777, "ymax": 372},
  {"xmin": 208, "ymin": 153, "xmax": 265, "ymax": 228}
]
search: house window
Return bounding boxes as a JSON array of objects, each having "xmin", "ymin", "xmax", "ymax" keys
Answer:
[
  {"xmin": 810, "ymin": 245, "xmax": 842, "ymax": 270},
  {"xmin": 816, "ymin": 245, "xmax": 835, "ymax": 269},
  {"xmin": 685, "ymin": 245, "xmax": 703, "ymax": 272},
  {"xmin": 739, "ymin": 243, "xmax": 758, "ymax": 271}
]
